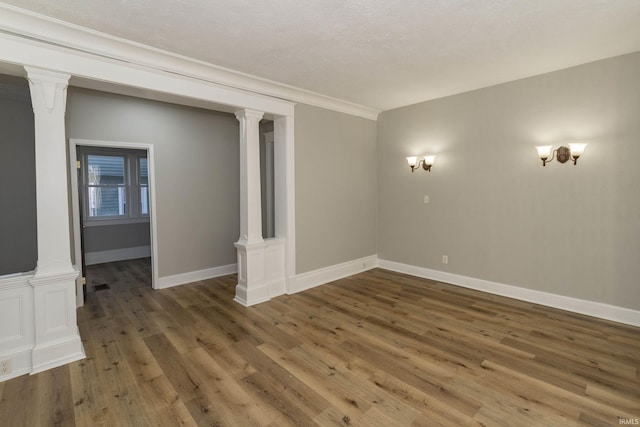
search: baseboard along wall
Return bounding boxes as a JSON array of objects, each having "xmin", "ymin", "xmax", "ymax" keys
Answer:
[
  {"xmin": 290, "ymin": 255, "xmax": 378, "ymax": 295},
  {"xmin": 376, "ymin": 258, "xmax": 640, "ymax": 328},
  {"xmin": 157, "ymin": 263, "xmax": 238, "ymax": 289},
  {"xmin": 84, "ymin": 246, "xmax": 151, "ymax": 265},
  {"xmin": 83, "ymin": 250, "xmax": 639, "ymax": 327}
]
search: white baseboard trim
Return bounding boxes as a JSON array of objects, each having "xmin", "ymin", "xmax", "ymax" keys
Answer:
[
  {"xmin": 85, "ymin": 246, "xmax": 151, "ymax": 265},
  {"xmin": 31, "ymin": 332, "xmax": 85, "ymax": 375},
  {"xmin": 156, "ymin": 263, "xmax": 237, "ymax": 289},
  {"xmin": 233, "ymin": 284, "xmax": 271, "ymax": 307},
  {"xmin": 377, "ymin": 259, "xmax": 640, "ymax": 327},
  {"xmin": 0, "ymin": 347, "xmax": 32, "ymax": 382},
  {"xmin": 290, "ymin": 255, "xmax": 378, "ymax": 295}
]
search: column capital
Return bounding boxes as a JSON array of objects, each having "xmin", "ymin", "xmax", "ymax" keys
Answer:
[
  {"xmin": 234, "ymin": 108, "xmax": 264, "ymax": 122},
  {"xmin": 24, "ymin": 67, "xmax": 70, "ymax": 115}
]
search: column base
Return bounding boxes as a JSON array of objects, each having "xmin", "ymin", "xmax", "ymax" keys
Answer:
[
  {"xmin": 32, "ymin": 331, "xmax": 85, "ymax": 374},
  {"xmin": 233, "ymin": 286, "xmax": 271, "ymax": 307},
  {"xmin": 234, "ymin": 238, "xmax": 287, "ymax": 307},
  {"xmin": 29, "ymin": 270, "xmax": 85, "ymax": 374},
  {"xmin": 234, "ymin": 240, "xmax": 269, "ymax": 306}
]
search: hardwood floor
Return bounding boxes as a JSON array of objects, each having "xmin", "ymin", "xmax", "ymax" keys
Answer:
[{"xmin": 1, "ymin": 258, "xmax": 638, "ymax": 426}]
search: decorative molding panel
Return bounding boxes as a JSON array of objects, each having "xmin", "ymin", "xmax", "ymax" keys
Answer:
[
  {"xmin": 0, "ymin": 273, "xmax": 32, "ymax": 290},
  {"xmin": 0, "ymin": 282, "xmax": 33, "ymax": 352},
  {"xmin": 156, "ymin": 263, "xmax": 238, "ymax": 290},
  {"xmin": 377, "ymin": 259, "xmax": 640, "ymax": 327},
  {"xmin": 30, "ymin": 270, "xmax": 84, "ymax": 374},
  {"xmin": 0, "ymin": 295, "xmax": 24, "ymax": 344},
  {"xmin": 84, "ymin": 246, "xmax": 152, "ymax": 266},
  {"xmin": 234, "ymin": 238, "xmax": 288, "ymax": 307},
  {"xmin": 234, "ymin": 241, "xmax": 270, "ymax": 307},
  {"xmin": 265, "ymin": 238, "xmax": 287, "ymax": 298},
  {"xmin": 0, "ymin": 271, "xmax": 84, "ymax": 382},
  {"xmin": 290, "ymin": 255, "xmax": 378, "ymax": 295}
]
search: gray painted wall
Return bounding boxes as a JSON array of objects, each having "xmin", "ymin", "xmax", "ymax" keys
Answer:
[
  {"xmin": 67, "ymin": 88, "xmax": 240, "ymax": 277},
  {"xmin": 83, "ymin": 223, "xmax": 150, "ymax": 253},
  {"xmin": 295, "ymin": 103, "xmax": 378, "ymax": 273},
  {"xmin": 378, "ymin": 52, "xmax": 640, "ymax": 310},
  {"xmin": 0, "ymin": 77, "xmax": 37, "ymax": 275}
]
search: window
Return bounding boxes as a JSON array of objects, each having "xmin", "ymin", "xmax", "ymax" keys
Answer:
[
  {"xmin": 139, "ymin": 157, "xmax": 149, "ymax": 216},
  {"xmin": 81, "ymin": 148, "xmax": 149, "ymax": 225},
  {"xmin": 87, "ymin": 154, "xmax": 127, "ymax": 217}
]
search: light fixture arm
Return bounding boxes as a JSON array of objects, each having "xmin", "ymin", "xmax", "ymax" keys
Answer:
[
  {"xmin": 540, "ymin": 149, "xmax": 556, "ymax": 167},
  {"xmin": 417, "ymin": 159, "xmax": 432, "ymax": 172}
]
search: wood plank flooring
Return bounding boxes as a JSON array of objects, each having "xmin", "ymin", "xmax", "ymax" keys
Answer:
[{"xmin": 1, "ymin": 258, "xmax": 638, "ymax": 426}]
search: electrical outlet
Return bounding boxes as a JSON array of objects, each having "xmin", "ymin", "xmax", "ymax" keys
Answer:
[
  {"xmin": 442, "ymin": 255, "xmax": 448, "ymax": 264},
  {"xmin": 0, "ymin": 359, "xmax": 12, "ymax": 376}
]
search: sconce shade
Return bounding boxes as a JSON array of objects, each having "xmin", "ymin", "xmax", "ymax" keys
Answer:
[
  {"xmin": 406, "ymin": 156, "xmax": 417, "ymax": 167},
  {"xmin": 568, "ymin": 143, "xmax": 587, "ymax": 157},
  {"xmin": 536, "ymin": 145, "xmax": 552, "ymax": 160},
  {"xmin": 423, "ymin": 155, "xmax": 435, "ymax": 166}
]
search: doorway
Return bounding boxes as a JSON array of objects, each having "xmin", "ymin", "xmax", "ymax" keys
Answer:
[{"xmin": 69, "ymin": 139, "xmax": 159, "ymax": 306}]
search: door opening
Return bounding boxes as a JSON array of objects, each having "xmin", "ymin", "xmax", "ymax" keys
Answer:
[{"xmin": 70, "ymin": 139, "xmax": 158, "ymax": 306}]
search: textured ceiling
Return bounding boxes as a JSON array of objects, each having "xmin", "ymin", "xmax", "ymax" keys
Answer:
[{"xmin": 3, "ymin": 0, "xmax": 640, "ymax": 111}]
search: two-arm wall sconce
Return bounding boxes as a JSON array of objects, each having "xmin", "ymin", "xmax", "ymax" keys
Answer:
[
  {"xmin": 406, "ymin": 155, "xmax": 436, "ymax": 172},
  {"xmin": 535, "ymin": 143, "xmax": 587, "ymax": 166}
]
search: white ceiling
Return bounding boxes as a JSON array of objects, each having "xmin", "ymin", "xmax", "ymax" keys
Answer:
[{"xmin": 3, "ymin": 0, "xmax": 640, "ymax": 112}]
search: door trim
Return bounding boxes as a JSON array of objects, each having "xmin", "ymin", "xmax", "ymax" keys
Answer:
[{"xmin": 69, "ymin": 138, "xmax": 159, "ymax": 306}]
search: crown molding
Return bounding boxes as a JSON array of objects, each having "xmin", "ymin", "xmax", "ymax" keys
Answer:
[{"xmin": 0, "ymin": 4, "xmax": 379, "ymax": 120}]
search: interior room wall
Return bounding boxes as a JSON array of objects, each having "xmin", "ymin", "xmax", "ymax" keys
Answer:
[
  {"xmin": 295, "ymin": 103, "xmax": 378, "ymax": 274},
  {"xmin": 377, "ymin": 52, "xmax": 640, "ymax": 311},
  {"xmin": 66, "ymin": 88, "xmax": 240, "ymax": 278},
  {"xmin": 83, "ymin": 223, "xmax": 150, "ymax": 253},
  {"xmin": 0, "ymin": 75, "xmax": 36, "ymax": 276}
]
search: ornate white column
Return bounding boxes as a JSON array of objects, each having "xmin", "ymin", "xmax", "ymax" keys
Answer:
[
  {"xmin": 234, "ymin": 109, "xmax": 269, "ymax": 306},
  {"xmin": 26, "ymin": 67, "xmax": 84, "ymax": 373},
  {"xmin": 235, "ymin": 109, "xmax": 265, "ymax": 246}
]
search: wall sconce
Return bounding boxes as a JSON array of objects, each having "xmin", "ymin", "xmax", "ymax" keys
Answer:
[
  {"xmin": 406, "ymin": 155, "xmax": 435, "ymax": 172},
  {"xmin": 535, "ymin": 143, "xmax": 587, "ymax": 166}
]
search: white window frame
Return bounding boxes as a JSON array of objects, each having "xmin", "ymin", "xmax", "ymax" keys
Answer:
[
  {"xmin": 137, "ymin": 154, "xmax": 150, "ymax": 218},
  {"xmin": 80, "ymin": 147, "xmax": 150, "ymax": 227}
]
